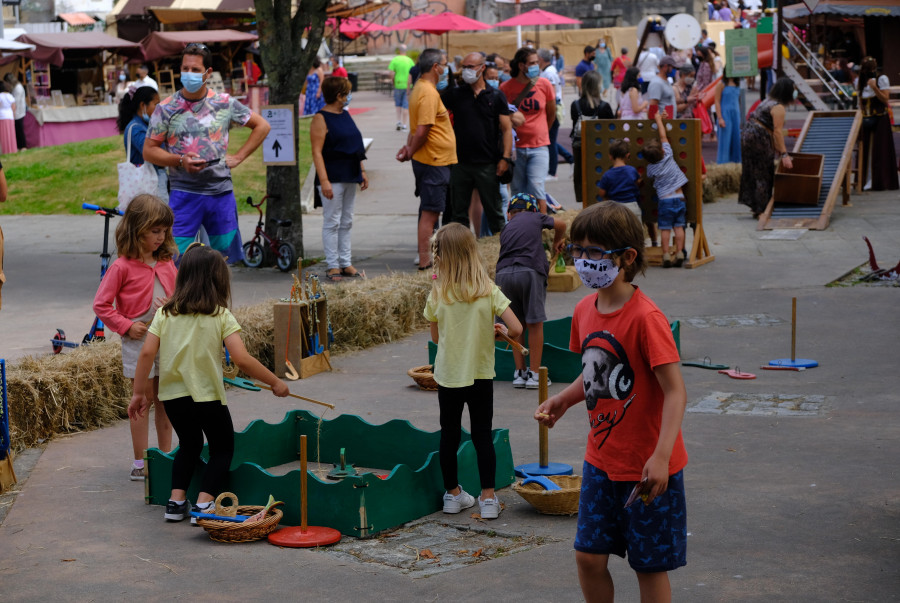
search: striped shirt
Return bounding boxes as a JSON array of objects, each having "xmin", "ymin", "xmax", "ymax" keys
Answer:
[{"xmin": 646, "ymin": 142, "xmax": 688, "ymax": 199}]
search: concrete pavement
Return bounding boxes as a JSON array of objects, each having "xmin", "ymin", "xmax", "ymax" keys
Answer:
[{"xmin": 1, "ymin": 90, "xmax": 899, "ymax": 601}]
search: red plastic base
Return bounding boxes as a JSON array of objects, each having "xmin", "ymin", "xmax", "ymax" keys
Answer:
[{"xmin": 267, "ymin": 525, "xmax": 342, "ymax": 548}]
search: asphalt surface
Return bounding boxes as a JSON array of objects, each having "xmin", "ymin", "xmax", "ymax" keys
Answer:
[{"xmin": 1, "ymin": 90, "xmax": 899, "ymax": 601}]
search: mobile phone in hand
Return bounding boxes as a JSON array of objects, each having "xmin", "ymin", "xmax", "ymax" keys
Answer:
[{"xmin": 203, "ymin": 158, "xmax": 221, "ymax": 168}]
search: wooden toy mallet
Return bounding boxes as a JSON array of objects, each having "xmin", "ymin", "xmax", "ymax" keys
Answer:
[{"xmin": 496, "ymin": 331, "xmax": 528, "ymax": 356}]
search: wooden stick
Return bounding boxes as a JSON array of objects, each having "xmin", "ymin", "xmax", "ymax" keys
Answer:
[
  {"xmin": 497, "ymin": 331, "xmax": 529, "ymax": 356},
  {"xmin": 791, "ymin": 297, "xmax": 797, "ymax": 363},
  {"xmin": 300, "ymin": 435, "xmax": 308, "ymax": 533},
  {"xmin": 254, "ymin": 382, "xmax": 336, "ymax": 409},
  {"xmin": 538, "ymin": 366, "xmax": 549, "ymax": 468}
]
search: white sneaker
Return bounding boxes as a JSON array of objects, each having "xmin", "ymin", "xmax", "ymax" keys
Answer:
[
  {"xmin": 396, "ymin": 121, "xmax": 403, "ymax": 131},
  {"xmin": 545, "ymin": 174, "xmax": 558, "ymax": 182},
  {"xmin": 413, "ymin": 254, "xmax": 419, "ymax": 265},
  {"xmin": 478, "ymin": 494, "xmax": 501, "ymax": 519},
  {"xmin": 443, "ymin": 489, "xmax": 476, "ymax": 514},
  {"xmin": 512, "ymin": 369, "xmax": 526, "ymax": 388},
  {"xmin": 525, "ymin": 370, "xmax": 550, "ymax": 389}
]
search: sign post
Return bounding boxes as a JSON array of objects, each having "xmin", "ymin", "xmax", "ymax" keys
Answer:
[{"xmin": 261, "ymin": 104, "xmax": 297, "ymax": 166}]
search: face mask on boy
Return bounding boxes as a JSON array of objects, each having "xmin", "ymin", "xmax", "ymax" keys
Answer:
[{"xmin": 574, "ymin": 258, "xmax": 620, "ymax": 289}]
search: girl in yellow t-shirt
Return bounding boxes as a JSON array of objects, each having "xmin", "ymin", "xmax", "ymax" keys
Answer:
[
  {"xmin": 424, "ymin": 223, "xmax": 522, "ymax": 519},
  {"xmin": 128, "ymin": 243, "xmax": 289, "ymax": 523}
]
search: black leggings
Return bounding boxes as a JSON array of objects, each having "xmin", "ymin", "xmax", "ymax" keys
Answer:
[
  {"xmin": 438, "ymin": 380, "xmax": 495, "ymax": 491},
  {"xmin": 163, "ymin": 397, "xmax": 234, "ymax": 496}
]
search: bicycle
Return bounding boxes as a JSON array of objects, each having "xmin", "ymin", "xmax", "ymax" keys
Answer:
[
  {"xmin": 50, "ymin": 203, "xmax": 121, "ymax": 353},
  {"xmin": 242, "ymin": 195, "xmax": 296, "ymax": 272}
]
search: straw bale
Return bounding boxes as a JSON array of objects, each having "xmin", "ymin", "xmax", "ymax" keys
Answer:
[
  {"xmin": 704, "ymin": 163, "xmax": 742, "ymax": 204},
  {"xmin": 7, "ymin": 340, "xmax": 131, "ymax": 449}
]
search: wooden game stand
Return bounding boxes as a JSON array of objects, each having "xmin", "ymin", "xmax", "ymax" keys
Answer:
[{"xmin": 580, "ymin": 118, "xmax": 714, "ymax": 268}]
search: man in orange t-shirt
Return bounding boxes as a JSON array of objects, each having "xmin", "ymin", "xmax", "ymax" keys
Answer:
[
  {"xmin": 500, "ymin": 47, "xmax": 556, "ymax": 214},
  {"xmin": 396, "ymin": 48, "xmax": 457, "ymax": 270}
]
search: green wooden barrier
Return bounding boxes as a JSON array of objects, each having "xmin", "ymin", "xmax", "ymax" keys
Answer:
[{"xmin": 146, "ymin": 410, "xmax": 514, "ymax": 538}]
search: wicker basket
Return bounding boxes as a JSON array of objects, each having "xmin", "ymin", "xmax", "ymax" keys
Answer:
[
  {"xmin": 197, "ymin": 505, "xmax": 284, "ymax": 543},
  {"xmin": 512, "ymin": 474, "xmax": 582, "ymax": 516},
  {"xmin": 407, "ymin": 365, "xmax": 438, "ymax": 391}
]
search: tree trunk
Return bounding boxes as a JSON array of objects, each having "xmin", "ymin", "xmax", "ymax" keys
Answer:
[{"xmin": 254, "ymin": 0, "xmax": 329, "ymax": 263}]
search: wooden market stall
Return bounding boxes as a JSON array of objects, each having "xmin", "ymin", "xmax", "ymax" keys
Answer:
[{"xmin": 15, "ymin": 32, "xmax": 142, "ymax": 148}]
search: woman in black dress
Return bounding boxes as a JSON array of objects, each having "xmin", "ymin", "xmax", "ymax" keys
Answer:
[
  {"xmin": 858, "ymin": 57, "xmax": 898, "ymax": 191},
  {"xmin": 738, "ymin": 77, "xmax": 795, "ymax": 218}
]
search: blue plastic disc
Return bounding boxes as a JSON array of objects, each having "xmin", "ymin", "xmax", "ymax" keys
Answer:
[
  {"xmin": 515, "ymin": 462, "xmax": 574, "ymax": 478},
  {"xmin": 769, "ymin": 358, "xmax": 819, "ymax": 368}
]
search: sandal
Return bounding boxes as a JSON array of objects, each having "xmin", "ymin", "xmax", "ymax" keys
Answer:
[
  {"xmin": 340, "ymin": 267, "xmax": 363, "ymax": 278},
  {"xmin": 325, "ymin": 270, "xmax": 342, "ymax": 281},
  {"xmin": 417, "ymin": 264, "xmax": 433, "ymax": 271}
]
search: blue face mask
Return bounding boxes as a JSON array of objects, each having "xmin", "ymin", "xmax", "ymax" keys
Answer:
[
  {"xmin": 343, "ymin": 93, "xmax": 352, "ymax": 108},
  {"xmin": 436, "ymin": 65, "xmax": 449, "ymax": 91},
  {"xmin": 526, "ymin": 64, "xmax": 541, "ymax": 79},
  {"xmin": 486, "ymin": 79, "xmax": 499, "ymax": 89},
  {"xmin": 141, "ymin": 111, "xmax": 150, "ymax": 122},
  {"xmin": 181, "ymin": 71, "xmax": 205, "ymax": 93}
]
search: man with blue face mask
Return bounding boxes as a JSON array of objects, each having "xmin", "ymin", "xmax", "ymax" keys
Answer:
[
  {"xmin": 439, "ymin": 52, "xmax": 512, "ymax": 236},
  {"xmin": 144, "ymin": 43, "xmax": 270, "ymax": 262},
  {"xmin": 396, "ymin": 48, "xmax": 457, "ymax": 271}
]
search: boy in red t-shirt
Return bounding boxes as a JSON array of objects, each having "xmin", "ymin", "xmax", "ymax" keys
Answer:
[{"xmin": 536, "ymin": 201, "xmax": 688, "ymax": 601}]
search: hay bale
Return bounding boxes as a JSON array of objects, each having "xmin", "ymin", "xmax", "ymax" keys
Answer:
[
  {"xmin": 704, "ymin": 162, "xmax": 742, "ymax": 204},
  {"xmin": 7, "ymin": 341, "xmax": 131, "ymax": 449}
]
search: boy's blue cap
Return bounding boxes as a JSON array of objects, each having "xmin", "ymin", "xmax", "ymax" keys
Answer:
[{"xmin": 509, "ymin": 193, "xmax": 538, "ymax": 213}]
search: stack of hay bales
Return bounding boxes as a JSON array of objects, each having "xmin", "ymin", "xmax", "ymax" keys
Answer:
[{"xmin": 6, "ymin": 211, "xmax": 583, "ymax": 450}]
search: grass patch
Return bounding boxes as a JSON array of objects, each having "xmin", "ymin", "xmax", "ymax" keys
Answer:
[{"xmin": 0, "ymin": 118, "xmax": 312, "ymax": 215}]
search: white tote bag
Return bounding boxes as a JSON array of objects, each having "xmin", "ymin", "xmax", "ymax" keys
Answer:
[{"xmin": 118, "ymin": 122, "xmax": 159, "ymax": 212}]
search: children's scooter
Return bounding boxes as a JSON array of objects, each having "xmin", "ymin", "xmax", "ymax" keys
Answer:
[{"xmin": 51, "ymin": 203, "xmax": 121, "ymax": 353}]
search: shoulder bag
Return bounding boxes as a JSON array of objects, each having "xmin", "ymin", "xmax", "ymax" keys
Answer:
[{"xmin": 117, "ymin": 122, "xmax": 159, "ymax": 212}]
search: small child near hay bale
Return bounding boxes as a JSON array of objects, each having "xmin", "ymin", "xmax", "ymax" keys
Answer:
[
  {"xmin": 93, "ymin": 194, "xmax": 177, "ymax": 481},
  {"xmin": 424, "ymin": 223, "xmax": 522, "ymax": 520},
  {"xmin": 128, "ymin": 243, "xmax": 289, "ymax": 522},
  {"xmin": 535, "ymin": 202, "xmax": 688, "ymax": 600},
  {"xmin": 643, "ymin": 112, "xmax": 690, "ymax": 268},
  {"xmin": 494, "ymin": 193, "xmax": 566, "ymax": 389},
  {"xmin": 598, "ymin": 138, "xmax": 643, "ymax": 221}
]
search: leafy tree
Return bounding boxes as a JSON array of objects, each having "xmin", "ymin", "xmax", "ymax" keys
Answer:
[{"xmin": 255, "ymin": 0, "xmax": 328, "ymax": 260}]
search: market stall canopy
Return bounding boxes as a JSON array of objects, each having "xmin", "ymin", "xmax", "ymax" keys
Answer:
[
  {"xmin": 0, "ymin": 39, "xmax": 36, "ymax": 52},
  {"xmin": 109, "ymin": 0, "xmax": 257, "ymax": 23},
  {"xmin": 57, "ymin": 13, "xmax": 98, "ymax": 27},
  {"xmin": 140, "ymin": 29, "xmax": 259, "ymax": 61},
  {"xmin": 494, "ymin": 8, "xmax": 582, "ymax": 27},
  {"xmin": 396, "ymin": 11, "xmax": 492, "ymax": 35},
  {"xmin": 16, "ymin": 32, "xmax": 142, "ymax": 67},
  {"xmin": 783, "ymin": 0, "xmax": 900, "ymax": 18}
]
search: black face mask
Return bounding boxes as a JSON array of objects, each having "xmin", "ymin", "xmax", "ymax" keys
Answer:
[{"xmin": 589, "ymin": 55, "xmax": 596, "ymax": 62}]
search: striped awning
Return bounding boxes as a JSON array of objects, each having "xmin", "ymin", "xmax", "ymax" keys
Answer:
[{"xmin": 58, "ymin": 13, "xmax": 98, "ymax": 26}]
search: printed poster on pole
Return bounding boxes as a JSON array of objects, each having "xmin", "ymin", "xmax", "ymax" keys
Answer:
[{"xmin": 262, "ymin": 105, "xmax": 296, "ymax": 166}]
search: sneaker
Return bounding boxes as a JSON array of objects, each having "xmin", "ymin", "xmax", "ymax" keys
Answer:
[
  {"xmin": 442, "ymin": 489, "xmax": 476, "ymax": 514},
  {"xmin": 401, "ymin": 124, "xmax": 408, "ymax": 131},
  {"xmin": 512, "ymin": 369, "xmax": 527, "ymax": 388},
  {"xmin": 545, "ymin": 174, "xmax": 558, "ymax": 182},
  {"xmin": 525, "ymin": 369, "xmax": 550, "ymax": 390},
  {"xmin": 662, "ymin": 252, "xmax": 673, "ymax": 268},
  {"xmin": 191, "ymin": 502, "xmax": 214, "ymax": 525},
  {"xmin": 674, "ymin": 250, "xmax": 685, "ymax": 268},
  {"xmin": 164, "ymin": 499, "xmax": 191, "ymax": 522},
  {"xmin": 413, "ymin": 254, "xmax": 419, "ymax": 265},
  {"xmin": 129, "ymin": 466, "xmax": 145, "ymax": 481},
  {"xmin": 396, "ymin": 121, "xmax": 403, "ymax": 130},
  {"xmin": 478, "ymin": 494, "xmax": 501, "ymax": 519}
]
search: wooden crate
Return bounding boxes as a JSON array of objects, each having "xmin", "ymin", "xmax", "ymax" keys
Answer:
[
  {"xmin": 273, "ymin": 300, "xmax": 331, "ymax": 379},
  {"xmin": 774, "ymin": 152, "xmax": 824, "ymax": 206},
  {"xmin": 547, "ymin": 266, "xmax": 582, "ymax": 292}
]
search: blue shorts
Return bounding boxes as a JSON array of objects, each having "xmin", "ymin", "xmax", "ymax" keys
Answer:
[
  {"xmin": 393, "ymin": 88, "xmax": 409, "ymax": 109},
  {"xmin": 574, "ymin": 461, "xmax": 687, "ymax": 573},
  {"xmin": 170, "ymin": 189, "xmax": 243, "ymax": 263},
  {"xmin": 657, "ymin": 196, "xmax": 686, "ymax": 230}
]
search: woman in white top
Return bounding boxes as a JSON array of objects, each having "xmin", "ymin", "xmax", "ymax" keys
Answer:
[
  {"xmin": 0, "ymin": 82, "xmax": 16, "ymax": 155},
  {"xmin": 858, "ymin": 56, "xmax": 898, "ymax": 191}
]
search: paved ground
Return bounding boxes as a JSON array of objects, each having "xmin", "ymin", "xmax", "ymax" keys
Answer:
[{"xmin": 1, "ymin": 91, "xmax": 899, "ymax": 601}]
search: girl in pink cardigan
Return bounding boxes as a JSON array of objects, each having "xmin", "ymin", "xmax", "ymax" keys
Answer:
[{"xmin": 94, "ymin": 194, "xmax": 178, "ymax": 481}]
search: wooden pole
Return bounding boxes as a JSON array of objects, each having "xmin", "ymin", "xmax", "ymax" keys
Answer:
[
  {"xmin": 300, "ymin": 434, "xmax": 308, "ymax": 533},
  {"xmin": 791, "ymin": 297, "xmax": 797, "ymax": 362},
  {"xmin": 538, "ymin": 366, "xmax": 549, "ymax": 467}
]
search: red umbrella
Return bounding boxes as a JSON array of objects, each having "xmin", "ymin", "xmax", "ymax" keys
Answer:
[
  {"xmin": 494, "ymin": 8, "xmax": 582, "ymax": 27},
  {"xmin": 326, "ymin": 17, "xmax": 387, "ymax": 36},
  {"xmin": 387, "ymin": 13, "xmax": 435, "ymax": 32},
  {"xmin": 410, "ymin": 11, "xmax": 493, "ymax": 35}
]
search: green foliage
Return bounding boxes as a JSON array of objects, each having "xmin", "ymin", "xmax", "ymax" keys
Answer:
[{"xmin": 0, "ymin": 120, "xmax": 311, "ymax": 215}]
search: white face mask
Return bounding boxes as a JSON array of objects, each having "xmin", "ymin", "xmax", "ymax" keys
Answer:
[
  {"xmin": 461, "ymin": 67, "xmax": 481, "ymax": 85},
  {"xmin": 575, "ymin": 258, "xmax": 620, "ymax": 289}
]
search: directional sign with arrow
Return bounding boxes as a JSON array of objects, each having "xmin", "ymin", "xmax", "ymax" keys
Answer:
[{"xmin": 262, "ymin": 105, "xmax": 296, "ymax": 166}]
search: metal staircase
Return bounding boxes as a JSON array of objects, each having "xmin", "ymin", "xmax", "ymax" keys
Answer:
[{"xmin": 781, "ymin": 28, "xmax": 855, "ymax": 111}]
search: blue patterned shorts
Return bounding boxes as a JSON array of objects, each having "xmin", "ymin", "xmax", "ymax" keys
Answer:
[{"xmin": 574, "ymin": 461, "xmax": 687, "ymax": 573}]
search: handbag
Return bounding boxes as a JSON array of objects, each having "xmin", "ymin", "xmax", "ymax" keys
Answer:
[
  {"xmin": 118, "ymin": 122, "xmax": 159, "ymax": 211},
  {"xmin": 693, "ymin": 104, "xmax": 714, "ymax": 135}
]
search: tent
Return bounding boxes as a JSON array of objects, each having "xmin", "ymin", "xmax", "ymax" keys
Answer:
[
  {"xmin": 140, "ymin": 29, "xmax": 259, "ymax": 62},
  {"xmin": 783, "ymin": 0, "xmax": 900, "ymax": 18},
  {"xmin": 16, "ymin": 32, "xmax": 141, "ymax": 67}
]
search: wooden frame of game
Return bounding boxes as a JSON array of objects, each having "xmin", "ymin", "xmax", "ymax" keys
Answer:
[{"xmin": 580, "ymin": 118, "xmax": 714, "ymax": 268}]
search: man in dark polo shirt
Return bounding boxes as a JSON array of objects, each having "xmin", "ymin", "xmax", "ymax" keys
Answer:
[{"xmin": 441, "ymin": 52, "xmax": 512, "ymax": 234}]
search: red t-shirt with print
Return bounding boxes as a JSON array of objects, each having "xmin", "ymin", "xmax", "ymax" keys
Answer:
[
  {"xmin": 500, "ymin": 77, "xmax": 554, "ymax": 148},
  {"xmin": 569, "ymin": 286, "xmax": 687, "ymax": 481}
]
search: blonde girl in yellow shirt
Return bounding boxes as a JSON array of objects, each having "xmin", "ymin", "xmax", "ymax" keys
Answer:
[{"xmin": 424, "ymin": 223, "xmax": 522, "ymax": 519}]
